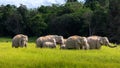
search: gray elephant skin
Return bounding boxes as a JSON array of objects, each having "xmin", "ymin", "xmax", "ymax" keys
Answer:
[
  {"xmin": 43, "ymin": 42, "xmax": 56, "ymax": 48},
  {"xmin": 36, "ymin": 36, "xmax": 56, "ymax": 48},
  {"xmin": 65, "ymin": 35, "xmax": 89, "ymax": 50},
  {"xmin": 12, "ymin": 34, "xmax": 28, "ymax": 48},
  {"xmin": 45, "ymin": 35, "xmax": 64, "ymax": 45},
  {"xmin": 60, "ymin": 39, "xmax": 67, "ymax": 49},
  {"xmin": 87, "ymin": 36, "xmax": 117, "ymax": 49}
]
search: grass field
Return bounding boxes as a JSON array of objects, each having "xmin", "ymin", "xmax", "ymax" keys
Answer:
[{"xmin": 0, "ymin": 37, "xmax": 120, "ymax": 68}]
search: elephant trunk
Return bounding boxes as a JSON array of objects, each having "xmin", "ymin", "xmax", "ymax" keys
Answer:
[{"xmin": 108, "ymin": 43, "xmax": 117, "ymax": 48}]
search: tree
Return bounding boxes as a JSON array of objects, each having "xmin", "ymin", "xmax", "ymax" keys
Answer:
[
  {"xmin": 84, "ymin": 0, "xmax": 109, "ymax": 36},
  {"xmin": 0, "ymin": 1, "xmax": 119, "ymax": 43},
  {"xmin": 85, "ymin": 0, "xmax": 109, "ymax": 10},
  {"xmin": 108, "ymin": 0, "xmax": 120, "ymax": 43},
  {"xmin": 0, "ymin": 4, "xmax": 19, "ymax": 36},
  {"xmin": 27, "ymin": 14, "xmax": 47, "ymax": 36},
  {"xmin": 5, "ymin": 12, "xmax": 24, "ymax": 35},
  {"xmin": 17, "ymin": 4, "xmax": 29, "ymax": 34},
  {"xmin": 81, "ymin": 8, "xmax": 93, "ymax": 36},
  {"xmin": 66, "ymin": 0, "xmax": 78, "ymax": 2}
]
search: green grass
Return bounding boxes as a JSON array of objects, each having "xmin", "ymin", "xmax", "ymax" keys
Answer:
[{"xmin": 0, "ymin": 37, "xmax": 120, "ymax": 68}]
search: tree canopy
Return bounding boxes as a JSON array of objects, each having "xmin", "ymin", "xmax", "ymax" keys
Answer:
[{"xmin": 0, "ymin": 0, "xmax": 120, "ymax": 43}]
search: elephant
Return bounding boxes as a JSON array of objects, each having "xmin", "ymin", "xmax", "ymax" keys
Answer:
[
  {"xmin": 60, "ymin": 44, "xmax": 66, "ymax": 49},
  {"xmin": 12, "ymin": 34, "xmax": 28, "ymax": 48},
  {"xmin": 63, "ymin": 39, "xmax": 67, "ymax": 44},
  {"xmin": 65, "ymin": 35, "xmax": 90, "ymax": 50},
  {"xmin": 60, "ymin": 39, "xmax": 67, "ymax": 49},
  {"xmin": 43, "ymin": 42, "xmax": 56, "ymax": 48},
  {"xmin": 87, "ymin": 36, "xmax": 117, "ymax": 49},
  {"xmin": 36, "ymin": 36, "xmax": 56, "ymax": 48},
  {"xmin": 45, "ymin": 35, "xmax": 64, "ymax": 45}
]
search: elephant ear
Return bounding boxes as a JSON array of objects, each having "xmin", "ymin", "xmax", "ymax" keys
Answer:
[
  {"xmin": 99, "ymin": 37, "xmax": 108, "ymax": 45},
  {"xmin": 76, "ymin": 38, "xmax": 82, "ymax": 45},
  {"xmin": 25, "ymin": 35, "xmax": 28, "ymax": 42},
  {"xmin": 78, "ymin": 37, "xmax": 85, "ymax": 44},
  {"xmin": 103, "ymin": 37, "xmax": 110, "ymax": 44}
]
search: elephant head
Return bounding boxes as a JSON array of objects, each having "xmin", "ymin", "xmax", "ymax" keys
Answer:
[
  {"xmin": 45, "ymin": 35, "xmax": 64, "ymax": 45},
  {"xmin": 20, "ymin": 35, "xmax": 28, "ymax": 47},
  {"xmin": 99, "ymin": 37, "xmax": 117, "ymax": 48},
  {"xmin": 55, "ymin": 36, "xmax": 64, "ymax": 45},
  {"xmin": 77, "ymin": 37, "xmax": 90, "ymax": 49}
]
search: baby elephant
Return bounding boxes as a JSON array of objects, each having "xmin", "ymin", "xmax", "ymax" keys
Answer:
[
  {"xmin": 43, "ymin": 42, "xmax": 56, "ymax": 48},
  {"xmin": 60, "ymin": 44, "xmax": 66, "ymax": 49},
  {"xmin": 12, "ymin": 34, "xmax": 28, "ymax": 48}
]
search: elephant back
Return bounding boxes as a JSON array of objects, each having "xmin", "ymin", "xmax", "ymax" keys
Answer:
[
  {"xmin": 65, "ymin": 35, "xmax": 81, "ymax": 49},
  {"xmin": 87, "ymin": 36, "xmax": 100, "ymax": 40}
]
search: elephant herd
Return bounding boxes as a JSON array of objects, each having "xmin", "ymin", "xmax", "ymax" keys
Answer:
[{"xmin": 12, "ymin": 34, "xmax": 117, "ymax": 49}]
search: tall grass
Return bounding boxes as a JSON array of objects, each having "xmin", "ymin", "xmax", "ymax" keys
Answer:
[{"xmin": 0, "ymin": 37, "xmax": 120, "ymax": 68}]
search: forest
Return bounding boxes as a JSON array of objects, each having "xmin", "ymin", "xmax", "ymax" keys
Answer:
[{"xmin": 0, "ymin": 0, "xmax": 119, "ymax": 43}]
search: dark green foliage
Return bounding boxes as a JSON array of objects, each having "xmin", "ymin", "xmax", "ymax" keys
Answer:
[
  {"xmin": 0, "ymin": 0, "xmax": 119, "ymax": 43},
  {"xmin": 67, "ymin": 0, "xmax": 78, "ymax": 2},
  {"xmin": 28, "ymin": 14, "xmax": 47, "ymax": 36},
  {"xmin": 108, "ymin": 0, "xmax": 120, "ymax": 43},
  {"xmin": 85, "ymin": 0, "xmax": 120, "ymax": 43}
]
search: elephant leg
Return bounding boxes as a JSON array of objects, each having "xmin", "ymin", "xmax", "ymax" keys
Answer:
[
  {"xmin": 82, "ymin": 46, "xmax": 88, "ymax": 50},
  {"xmin": 40, "ymin": 43, "xmax": 44, "ymax": 48},
  {"xmin": 25, "ymin": 44, "xmax": 27, "ymax": 47},
  {"xmin": 36, "ymin": 44, "xmax": 42, "ymax": 48},
  {"xmin": 19, "ymin": 40, "xmax": 22, "ymax": 47},
  {"xmin": 20, "ymin": 45, "xmax": 23, "ymax": 48},
  {"xmin": 21, "ymin": 41, "xmax": 27, "ymax": 48},
  {"xmin": 19, "ymin": 42, "xmax": 24, "ymax": 48},
  {"xmin": 15, "ymin": 46, "xmax": 19, "ymax": 48},
  {"xmin": 75, "ymin": 43, "xmax": 80, "ymax": 49},
  {"xmin": 79, "ymin": 45, "xmax": 83, "ymax": 49},
  {"xmin": 85, "ymin": 44, "xmax": 90, "ymax": 50},
  {"xmin": 96, "ymin": 42, "xmax": 101, "ymax": 49},
  {"xmin": 37, "ymin": 42, "xmax": 43, "ymax": 48},
  {"xmin": 81, "ymin": 46, "xmax": 85, "ymax": 50}
]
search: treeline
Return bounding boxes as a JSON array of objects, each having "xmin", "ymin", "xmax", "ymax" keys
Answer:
[{"xmin": 0, "ymin": 0, "xmax": 120, "ymax": 43}]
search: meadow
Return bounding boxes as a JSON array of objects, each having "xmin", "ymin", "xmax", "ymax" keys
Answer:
[{"xmin": 0, "ymin": 37, "xmax": 120, "ymax": 68}]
